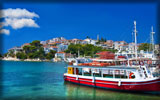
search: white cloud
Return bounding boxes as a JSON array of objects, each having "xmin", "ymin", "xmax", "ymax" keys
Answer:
[
  {"xmin": 0, "ymin": 8, "xmax": 39, "ymax": 18},
  {"xmin": 0, "ymin": 29, "xmax": 10, "ymax": 35},
  {"xmin": 4, "ymin": 18, "xmax": 39, "ymax": 29},
  {"xmin": 0, "ymin": 8, "xmax": 40, "ymax": 35}
]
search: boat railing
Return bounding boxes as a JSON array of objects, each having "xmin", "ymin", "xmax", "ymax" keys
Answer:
[{"xmin": 65, "ymin": 65, "xmax": 139, "ymax": 80}]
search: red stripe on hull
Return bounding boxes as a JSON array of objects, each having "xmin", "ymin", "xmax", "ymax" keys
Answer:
[{"xmin": 64, "ymin": 75, "xmax": 160, "ymax": 92}]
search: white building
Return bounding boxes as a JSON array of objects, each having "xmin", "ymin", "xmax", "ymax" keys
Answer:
[
  {"xmin": 49, "ymin": 37, "xmax": 66, "ymax": 43},
  {"xmin": 57, "ymin": 44, "xmax": 68, "ymax": 52},
  {"xmin": 82, "ymin": 38, "xmax": 97, "ymax": 45},
  {"xmin": 55, "ymin": 52, "xmax": 65, "ymax": 60},
  {"xmin": 114, "ymin": 41, "xmax": 127, "ymax": 50},
  {"xmin": 8, "ymin": 46, "xmax": 23, "ymax": 55}
]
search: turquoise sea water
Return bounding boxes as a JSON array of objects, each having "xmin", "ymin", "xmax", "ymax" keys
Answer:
[{"xmin": 0, "ymin": 61, "xmax": 160, "ymax": 100}]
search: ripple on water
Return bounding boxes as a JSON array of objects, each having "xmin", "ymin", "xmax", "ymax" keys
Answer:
[
  {"xmin": 32, "ymin": 87, "xmax": 43, "ymax": 91},
  {"xmin": 23, "ymin": 73, "xmax": 37, "ymax": 78}
]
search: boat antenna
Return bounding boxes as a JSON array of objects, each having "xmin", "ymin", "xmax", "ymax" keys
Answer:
[
  {"xmin": 97, "ymin": 34, "xmax": 99, "ymax": 41},
  {"xmin": 134, "ymin": 21, "xmax": 138, "ymax": 59},
  {"xmin": 131, "ymin": 31, "xmax": 134, "ymax": 53},
  {"xmin": 151, "ymin": 26, "xmax": 155, "ymax": 54}
]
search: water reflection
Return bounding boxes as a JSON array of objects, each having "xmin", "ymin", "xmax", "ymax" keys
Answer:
[{"xmin": 64, "ymin": 82, "xmax": 160, "ymax": 100}]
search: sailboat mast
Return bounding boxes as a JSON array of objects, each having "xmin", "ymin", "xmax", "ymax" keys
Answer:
[
  {"xmin": 151, "ymin": 26, "xmax": 155, "ymax": 53},
  {"xmin": 134, "ymin": 21, "xmax": 138, "ymax": 59}
]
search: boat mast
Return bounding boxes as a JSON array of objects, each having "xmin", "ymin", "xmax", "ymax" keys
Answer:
[
  {"xmin": 97, "ymin": 34, "xmax": 99, "ymax": 41},
  {"xmin": 134, "ymin": 21, "xmax": 138, "ymax": 59},
  {"xmin": 151, "ymin": 26, "xmax": 155, "ymax": 53}
]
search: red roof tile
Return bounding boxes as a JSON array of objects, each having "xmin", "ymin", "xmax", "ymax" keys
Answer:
[{"xmin": 50, "ymin": 46, "xmax": 58, "ymax": 48}]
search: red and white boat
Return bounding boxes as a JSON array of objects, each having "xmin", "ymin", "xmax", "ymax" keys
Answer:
[
  {"xmin": 64, "ymin": 21, "xmax": 160, "ymax": 93},
  {"xmin": 64, "ymin": 59, "xmax": 160, "ymax": 93}
]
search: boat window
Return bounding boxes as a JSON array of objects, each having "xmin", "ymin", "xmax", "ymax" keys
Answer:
[
  {"xmin": 83, "ymin": 68, "xmax": 91, "ymax": 76},
  {"xmin": 73, "ymin": 68, "xmax": 79, "ymax": 75},
  {"xmin": 121, "ymin": 70, "xmax": 128, "ymax": 79},
  {"xmin": 152, "ymin": 71, "xmax": 160, "ymax": 77},
  {"xmin": 102, "ymin": 69, "xmax": 113, "ymax": 78},
  {"xmin": 102, "ymin": 69, "xmax": 128, "ymax": 79},
  {"xmin": 78, "ymin": 68, "xmax": 82, "ymax": 75},
  {"xmin": 115, "ymin": 70, "xmax": 120, "ymax": 78},
  {"xmin": 92, "ymin": 68, "xmax": 101, "ymax": 77},
  {"xmin": 115, "ymin": 70, "xmax": 128, "ymax": 79}
]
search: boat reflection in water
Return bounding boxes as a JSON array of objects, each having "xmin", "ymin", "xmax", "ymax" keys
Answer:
[{"xmin": 64, "ymin": 81, "xmax": 160, "ymax": 100}]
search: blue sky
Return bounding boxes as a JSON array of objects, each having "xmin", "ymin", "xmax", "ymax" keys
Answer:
[{"xmin": 1, "ymin": 3, "xmax": 157, "ymax": 54}]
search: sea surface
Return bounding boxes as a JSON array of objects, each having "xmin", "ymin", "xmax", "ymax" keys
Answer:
[{"xmin": 0, "ymin": 61, "xmax": 160, "ymax": 100}]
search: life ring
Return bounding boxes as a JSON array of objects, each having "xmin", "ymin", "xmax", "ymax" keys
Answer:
[
  {"xmin": 147, "ymin": 60, "xmax": 152, "ymax": 64},
  {"xmin": 129, "ymin": 73, "xmax": 134, "ymax": 79}
]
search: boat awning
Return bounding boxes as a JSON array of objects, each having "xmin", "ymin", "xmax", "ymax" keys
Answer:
[
  {"xmin": 69, "ymin": 65, "xmax": 138, "ymax": 71},
  {"xmin": 92, "ymin": 59, "xmax": 127, "ymax": 62}
]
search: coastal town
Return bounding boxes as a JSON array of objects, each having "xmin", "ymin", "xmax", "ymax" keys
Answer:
[
  {"xmin": 1, "ymin": 35, "xmax": 160, "ymax": 62},
  {"xmin": 1, "ymin": 3, "xmax": 160, "ymax": 99}
]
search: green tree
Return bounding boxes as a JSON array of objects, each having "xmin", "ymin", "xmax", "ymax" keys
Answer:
[
  {"xmin": 23, "ymin": 45, "xmax": 36, "ymax": 58},
  {"xmin": 22, "ymin": 40, "xmax": 44, "ymax": 59},
  {"xmin": 101, "ymin": 37, "xmax": 104, "ymax": 42},
  {"xmin": 86, "ymin": 36, "xmax": 90, "ymax": 39},
  {"xmin": 138, "ymin": 43, "xmax": 150, "ymax": 51},
  {"xmin": 8, "ymin": 50, "xmax": 15, "ymax": 57},
  {"xmin": 96, "ymin": 41, "xmax": 100, "ymax": 44},
  {"xmin": 106, "ymin": 49, "xmax": 118, "ymax": 53},
  {"xmin": 36, "ymin": 47, "xmax": 45, "ymax": 59},
  {"xmin": 65, "ymin": 44, "xmax": 107, "ymax": 57},
  {"xmin": 16, "ymin": 52, "xmax": 27, "ymax": 59},
  {"xmin": 23, "ymin": 45, "xmax": 31, "ymax": 54},
  {"xmin": 100, "ymin": 37, "xmax": 107, "ymax": 42},
  {"xmin": 46, "ymin": 50, "xmax": 56, "ymax": 60},
  {"xmin": 0, "ymin": 53, "xmax": 2, "ymax": 58},
  {"xmin": 4, "ymin": 53, "xmax": 8, "ymax": 57},
  {"xmin": 30, "ymin": 40, "xmax": 42, "ymax": 48}
]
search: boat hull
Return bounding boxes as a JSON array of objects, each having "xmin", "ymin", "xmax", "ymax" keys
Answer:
[{"xmin": 64, "ymin": 74, "xmax": 160, "ymax": 92}]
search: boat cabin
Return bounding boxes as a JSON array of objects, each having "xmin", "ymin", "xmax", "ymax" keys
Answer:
[
  {"xmin": 66, "ymin": 65, "xmax": 148, "ymax": 79},
  {"xmin": 66, "ymin": 58, "xmax": 160, "ymax": 80}
]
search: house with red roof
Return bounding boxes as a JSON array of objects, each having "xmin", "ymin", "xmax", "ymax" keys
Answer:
[
  {"xmin": 96, "ymin": 51, "xmax": 115, "ymax": 59},
  {"xmin": 22, "ymin": 43, "xmax": 30, "ymax": 48}
]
